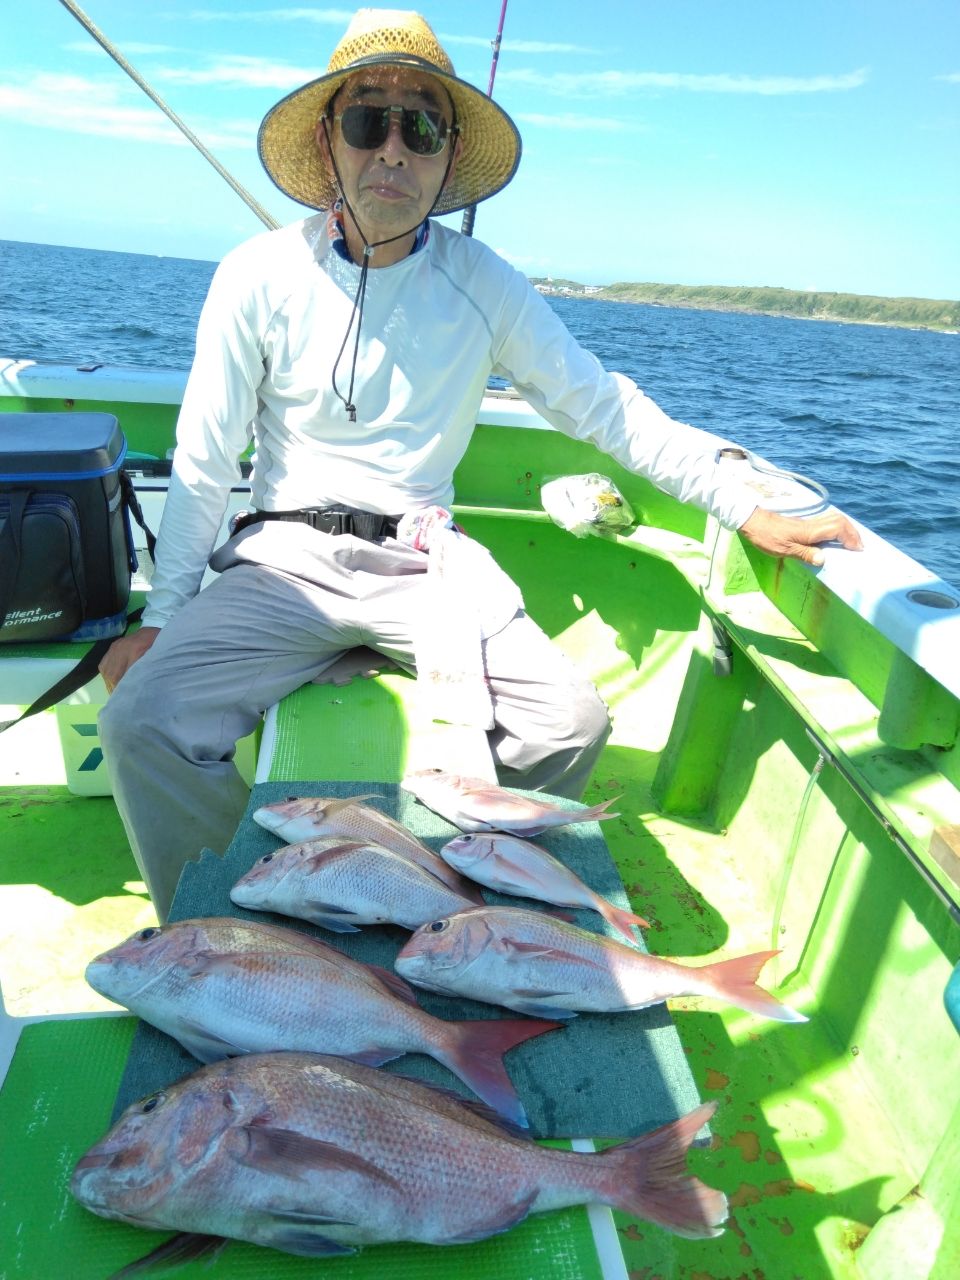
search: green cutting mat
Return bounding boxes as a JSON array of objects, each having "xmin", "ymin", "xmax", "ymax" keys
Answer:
[{"xmin": 0, "ymin": 1018, "xmax": 607, "ymax": 1280}]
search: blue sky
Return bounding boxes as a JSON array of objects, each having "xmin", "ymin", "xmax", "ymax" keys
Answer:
[{"xmin": 3, "ymin": 1, "xmax": 959, "ymax": 298}]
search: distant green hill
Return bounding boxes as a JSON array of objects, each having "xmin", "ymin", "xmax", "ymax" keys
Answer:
[{"xmin": 528, "ymin": 278, "xmax": 959, "ymax": 331}]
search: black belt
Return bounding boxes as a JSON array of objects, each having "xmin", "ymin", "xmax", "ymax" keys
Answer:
[{"xmin": 232, "ymin": 505, "xmax": 400, "ymax": 542}]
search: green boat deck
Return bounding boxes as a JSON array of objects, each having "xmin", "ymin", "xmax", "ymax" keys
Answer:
[{"xmin": 2, "ymin": 394, "xmax": 959, "ymax": 1278}]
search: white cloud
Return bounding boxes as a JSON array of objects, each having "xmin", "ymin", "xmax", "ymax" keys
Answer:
[
  {"xmin": 935, "ymin": 72, "xmax": 960, "ymax": 83},
  {"xmin": 515, "ymin": 112, "xmax": 630, "ymax": 131},
  {"xmin": 186, "ymin": 7, "xmax": 354, "ymax": 22},
  {"xmin": 0, "ymin": 73, "xmax": 253, "ymax": 148},
  {"xmin": 155, "ymin": 55, "xmax": 316, "ymax": 90},
  {"xmin": 63, "ymin": 41, "xmax": 181, "ymax": 56},
  {"xmin": 442, "ymin": 35, "xmax": 600, "ymax": 55},
  {"xmin": 499, "ymin": 66, "xmax": 870, "ymax": 96}
]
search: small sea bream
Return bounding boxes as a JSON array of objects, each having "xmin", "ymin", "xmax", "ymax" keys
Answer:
[
  {"xmin": 84, "ymin": 917, "xmax": 558, "ymax": 1126},
  {"xmin": 230, "ymin": 838, "xmax": 482, "ymax": 931},
  {"xmin": 71, "ymin": 1051, "xmax": 728, "ymax": 1262},
  {"xmin": 401, "ymin": 770, "xmax": 620, "ymax": 834},
  {"xmin": 441, "ymin": 832, "xmax": 649, "ymax": 940},
  {"xmin": 252, "ymin": 795, "xmax": 482, "ymax": 901},
  {"xmin": 396, "ymin": 905, "xmax": 807, "ymax": 1023}
]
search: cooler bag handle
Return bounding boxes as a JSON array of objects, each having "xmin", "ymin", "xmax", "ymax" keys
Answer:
[{"xmin": 0, "ymin": 489, "xmax": 29, "ymax": 632}]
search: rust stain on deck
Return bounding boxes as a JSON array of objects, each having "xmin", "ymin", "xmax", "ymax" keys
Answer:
[
  {"xmin": 729, "ymin": 1130, "xmax": 762, "ymax": 1162},
  {"xmin": 705, "ymin": 1067, "xmax": 730, "ymax": 1090}
]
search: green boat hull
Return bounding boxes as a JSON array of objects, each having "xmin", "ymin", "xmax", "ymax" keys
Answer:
[{"xmin": 1, "ymin": 366, "xmax": 958, "ymax": 1278}]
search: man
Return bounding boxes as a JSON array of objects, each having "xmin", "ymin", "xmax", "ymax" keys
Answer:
[{"xmin": 99, "ymin": 9, "xmax": 861, "ymax": 921}]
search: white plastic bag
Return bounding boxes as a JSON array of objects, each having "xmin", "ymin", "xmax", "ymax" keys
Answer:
[{"xmin": 540, "ymin": 473, "xmax": 635, "ymax": 538}]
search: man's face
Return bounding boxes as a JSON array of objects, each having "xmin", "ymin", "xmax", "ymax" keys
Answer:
[{"xmin": 317, "ymin": 66, "xmax": 461, "ymax": 244}]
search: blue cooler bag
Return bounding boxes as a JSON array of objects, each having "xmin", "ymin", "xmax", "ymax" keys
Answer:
[{"xmin": 0, "ymin": 411, "xmax": 137, "ymax": 642}]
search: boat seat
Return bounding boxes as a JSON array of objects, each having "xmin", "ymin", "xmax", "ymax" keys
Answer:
[
  {"xmin": 254, "ymin": 661, "xmax": 497, "ymax": 786},
  {"xmin": 0, "ymin": 1005, "xmax": 623, "ymax": 1279}
]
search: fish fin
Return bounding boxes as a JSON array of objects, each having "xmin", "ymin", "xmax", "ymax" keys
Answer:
[
  {"xmin": 300, "ymin": 903, "xmax": 363, "ymax": 933},
  {"xmin": 542, "ymin": 908, "xmax": 578, "ymax": 924},
  {"xmin": 301, "ymin": 841, "xmax": 366, "ymax": 870},
  {"xmin": 436, "ymin": 1016, "xmax": 564, "ymax": 1127},
  {"xmin": 389, "ymin": 1073, "xmax": 535, "ymax": 1139},
  {"xmin": 318, "ymin": 794, "xmax": 382, "ymax": 816},
  {"xmin": 340, "ymin": 1048, "xmax": 405, "ymax": 1067},
  {"xmin": 259, "ymin": 1222, "xmax": 357, "ymax": 1257},
  {"xmin": 509, "ymin": 995, "xmax": 580, "ymax": 1020},
  {"xmin": 230, "ymin": 1124, "xmax": 402, "ymax": 1190},
  {"xmin": 171, "ymin": 1018, "xmax": 247, "ymax": 1064},
  {"xmin": 502, "ymin": 938, "xmax": 601, "ymax": 966},
  {"xmin": 699, "ymin": 950, "xmax": 808, "ymax": 1023},
  {"xmin": 365, "ymin": 963, "xmax": 421, "ymax": 1006},
  {"xmin": 595, "ymin": 899, "xmax": 651, "ymax": 941},
  {"xmin": 595, "ymin": 1102, "xmax": 728, "ymax": 1238},
  {"xmin": 442, "ymin": 1190, "xmax": 539, "ymax": 1243},
  {"xmin": 108, "ymin": 1233, "xmax": 227, "ymax": 1279}
]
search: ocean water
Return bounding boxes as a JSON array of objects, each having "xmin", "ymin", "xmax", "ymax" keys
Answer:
[{"xmin": 2, "ymin": 237, "xmax": 958, "ymax": 587}]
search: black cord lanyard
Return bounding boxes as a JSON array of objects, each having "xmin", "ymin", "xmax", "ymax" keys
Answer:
[{"xmin": 320, "ymin": 115, "xmax": 457, "ymax": 421}]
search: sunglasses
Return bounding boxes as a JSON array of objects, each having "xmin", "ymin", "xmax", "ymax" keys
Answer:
[{"xmin": 334, "ymin": 103, "xmax": 451, "ymax": 157}]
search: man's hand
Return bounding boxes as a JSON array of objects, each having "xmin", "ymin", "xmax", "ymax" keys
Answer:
[
  {"xmin": 99, "ymin": 626, "xmax": 161, "ymax": 694},
  {"xmin": 739, "ymin": 507, "xmax": 863, "ymax": 567}
]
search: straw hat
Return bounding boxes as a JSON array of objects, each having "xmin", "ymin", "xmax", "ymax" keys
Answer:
[{"xmin": 258, "ymin": 9, "xmax": 522, "ymax": 215}]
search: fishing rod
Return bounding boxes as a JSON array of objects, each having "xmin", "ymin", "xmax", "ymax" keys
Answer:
[
  {"xmin": 461, "ymin": 0, "xmax": 510, "ymax": 238},
  {"xmin": 56, "ymin": 0, "xmax": 280, "ymax": 231}
]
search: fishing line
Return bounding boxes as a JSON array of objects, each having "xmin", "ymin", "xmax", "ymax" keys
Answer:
[{"xmin": 461, "ymin": 0, "xmax": 510, "ymax": 238}]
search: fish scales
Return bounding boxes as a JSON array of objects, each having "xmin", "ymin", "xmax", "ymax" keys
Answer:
[
  {"xmin": 396, "ymin": 906, "xmax": 807, "ymax": 1023},
  {"xmin": 231, "ymin": 838, "xmax": 479, "ymax": 930},
  {"xmin": 84, "ymin": 917, "xmax": 560, "ymax": 1126},
  {"xmin": 252, "ymin": 795, "xmax": 483, "ymax": 901},
  {"xmin": 440, "ymin": 832, "xmax": 649, "ymax": 939},
  {"xmin": 71, "ymin": 1052, "xmax": 728, "ymax": 1257},
  {"xmin": 401, "ymin": 769, "xmax": 620, "ymax": 834}
]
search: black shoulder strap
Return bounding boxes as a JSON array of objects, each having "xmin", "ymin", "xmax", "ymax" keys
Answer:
[
  {"xmin": 120, "ymin": 470, "xmax": 157, "ymax": 561},
  {"xmin": 0, "ymin": 607, "xmax": 145, "ymax": 736}
]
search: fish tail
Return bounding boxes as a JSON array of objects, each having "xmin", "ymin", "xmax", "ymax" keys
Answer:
[
  {"xmin": 595, "ymin": 897, "xmax": 650, "ymax": 941},
  {"xmin": 593, "ymin": 1102, "xmax": 727, "ymax": 1238},
  {"xmin": 698, "ymin": 950, "xmax": 808, "ymax": 1023},
  {"xmin": 438, "ymin": 1017, "xmax": 563, "ymax": 1128},
  {"xmin": 580, "ymin": 796, "xmax": 620, "ymax": 823}
]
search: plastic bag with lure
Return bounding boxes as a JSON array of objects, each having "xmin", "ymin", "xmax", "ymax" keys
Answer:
[
  {"xmin": 71, "ymin": 1051, "xmax": 728, "ymax": 1262},
  {"xmin": 440, "ymin": 832, "xmax": 649, "ymax": 941},
  {"xmin": 231, "ymin": 838, "xmax": 482, "ymax": 932},
  {"xmin": 252, "ymin": 795, "xmax": 483, "ymax": 903},
  {"xmin": 84, "ymin": 917, "xmax": 559, "ymax": 1127},
  {"xmin": 396, "ymin": 906, "xmax": 808, "ymax": 1023},
  {"xmin": 401, "ymin": 770, "xmax": 620, "ymax": 835}
]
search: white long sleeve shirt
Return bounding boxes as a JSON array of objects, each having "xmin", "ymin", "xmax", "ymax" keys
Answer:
[{"xmin": 143, "ymin": 215, "xmax": 758, "ymax": 627}]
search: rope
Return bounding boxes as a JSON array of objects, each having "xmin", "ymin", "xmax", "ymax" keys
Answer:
[{"xmin": 57, "ymin": 0, "xmax": 280, "ymax": 231}]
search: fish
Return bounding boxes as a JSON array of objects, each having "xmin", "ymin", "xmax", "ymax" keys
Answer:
[
  {"xmin": 396, "ymin": 906, "xmax": 807, "ymax": 1023},
  {"xmin": 84, "ymin": 917, "xmax": 560, "ymax": 1127},
  {"xmin": 71, "ymin": 1051, "xmax": 728, "ymax": 1260},
  {"xmin": 441, "ymin": 832, "xmax": 649, "ymax": 941},
  {"xmin": 230, "ymin": 838, "xmax": 482, "ymax": 931},
  {"xmin": 400, "ymin": 769, "xmax": 620, "ymax": 834},
  {"xmin": 252, "ymin": 795, "xmax": 484, "ymax": 902}
]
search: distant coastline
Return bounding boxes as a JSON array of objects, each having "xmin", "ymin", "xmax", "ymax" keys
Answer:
[{"xmin": 529, "ymin": 278, "xmax": 959, "ymax": 332}]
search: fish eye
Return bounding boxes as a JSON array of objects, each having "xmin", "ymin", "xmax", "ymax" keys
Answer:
[
  {"xmin": 285, "ymin": 795, "xmax": 298, "ymax": 802},
  {"xmin": 260, "ymin": 853, "xmax": 274, "ymax": 864},
  {"xmin": 428, "ymin": 919, "xmax": 449, "ymax": 933},
  {"xmin": 137, "ymin": 927, "xmax": 161, "ymax": 942},
  {"xmin": 140, "ymin": 1092, "xmax": 165, "ymax": 1113}
]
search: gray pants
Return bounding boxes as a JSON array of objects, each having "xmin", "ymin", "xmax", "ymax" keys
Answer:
[{"xmin": 99, "ymin": 524, "xmax": 611, "ymax": 920}]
